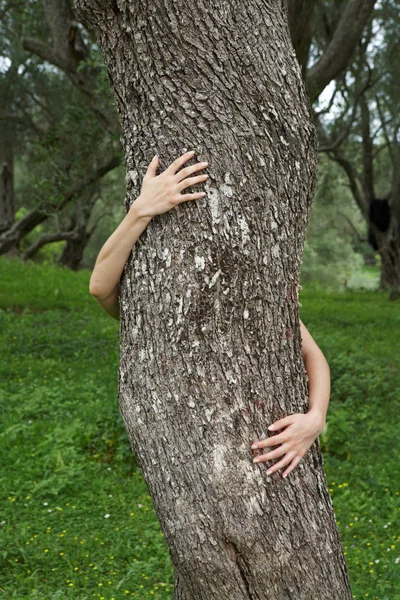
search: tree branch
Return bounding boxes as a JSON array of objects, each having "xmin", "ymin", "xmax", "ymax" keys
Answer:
[
  {"xmin": 306, "ymin": 0, "xmax": 376, "ymax": 103},
  {"xmin": 22, "ymin": 37, "xmax": 71, "ymax": 72},
  {"xmin": 375, "ymin": 94, "xmax": 395, "ymax": 165},
  {"xmin": 328, "ymin": 151, "xmax": 368, "ymax": 219},
  {"xmin": 22, "ymin": 0, "xmax": 117, "ymax": 134},
  {"xmin": 360, "ymin": 94, "xmax": 375, "ymax": 203},
  {"xmin": 22, "ymin": 228, "xmax": 80, "ymax": 260},
  {"xmin": 337, "ymin": 210, "xmax": 366, "ymax": 243},
  {"xmin": 318, "ymin": 69, "xmax": 373, "ymax": 152},
  {"xmin": 287, "ymin": 0, "xmax": 317, "ymax": 78},
  {"xmin": 0, "ymin": 153, "xmax": 121, "ymax": 254}
]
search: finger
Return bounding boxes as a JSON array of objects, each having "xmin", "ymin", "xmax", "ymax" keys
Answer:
[
  {"xmin": 253, "ymin": 443, "xmax": 289, "ymax": 463},
  {"xmin": 178, "ymin": 173, "xmax": 209, "ymax": 191},
  {"xmin": 266, "ymin": 452, "xmax": 296, "ymax": 475},
  {"xmin": 251, "ymin": 433, "xmax": 287, "ymax": 449},
  {"xmin": 145, "ymin": 154, "xmax": 159, "ymax": 178},
  {"xmin": 268, "ymin": 414, "xmax": 297, "ymax": 431},
  {"xmin": 165, "ymin": 150, "xmax": 196, "ymax": 175},
  {"xmin": 175, "ymin": 161, "xmax": 208, "ymax": 183},
  {"xmin": 282, "ymin": 455, "xmax": 302, "ymax": 479},
  {"xmin": 178, "ymin": 191, "xmax": 207, "ymax": 202}
]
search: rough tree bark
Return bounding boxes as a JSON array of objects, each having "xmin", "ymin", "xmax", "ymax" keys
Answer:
[{"xmin": 73, "ymin": 1, "xmax": 353, "ymax": 598}]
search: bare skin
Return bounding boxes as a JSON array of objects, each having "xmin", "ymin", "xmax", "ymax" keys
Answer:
[
  {"xmin": 89, "ymin": 151, "xmax": 209, "ymax": 318},
  {"xmin": 251, "ymin": 333, "xmax": 329, "ymax": 479},
  {"xmin": 89, "ymin": 150, "xmax": 329, "ymax": 478}
]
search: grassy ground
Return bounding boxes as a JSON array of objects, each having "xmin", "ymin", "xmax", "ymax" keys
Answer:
[{"xmin": 0, "ymin": 256, "xmax": 399, "ymax": 599}]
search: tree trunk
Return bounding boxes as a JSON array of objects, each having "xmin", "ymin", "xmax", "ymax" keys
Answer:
[
  {"xmin": 0, "ymin": 133, "xmax": 14, "ymax": 233},
  {"xmin": 58, "ymin": 189, "xmax": 99, "ymax": 270},
  {"xmin": 74, "ymin": 1, "xmax": 353, "ymax": 598},
  {"xmin": 376, "ymin": 219, "xmax": 400, "ymax": 299},
  {"xmin": 58, "ymin": 225, "xmax": 90, "ymax": 270},
  {"xmin": 0, "ymin": 113, "xmax": 17, "ymax": 255}
]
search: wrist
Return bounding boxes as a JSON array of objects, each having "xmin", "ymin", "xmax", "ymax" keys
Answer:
[
  {"xmin": 307, "ymin": 408, "xmax": 326, "ymax": 434},
  {"xmin": 128, "ymin": 197, "xmax": 153, "ymax": 225}
]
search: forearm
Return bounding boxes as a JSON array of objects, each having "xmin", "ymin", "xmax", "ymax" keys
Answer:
[
  {"xmin": 304, "ymin": 350, "xmax": 330, "ymax": 431},
  {"xmin": 89, "ymin": 201, "xmax": 151, "ymax": 300}
]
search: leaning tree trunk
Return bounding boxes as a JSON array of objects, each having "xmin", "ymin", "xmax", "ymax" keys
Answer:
[
  {"xmin": 376, "ymin": 219, "xmax": 400, "ymax": 299},
  {"xmin": 74, "ymin": 1, "xmax": 353, "ymax": 598},
  {"xmin": 58, "ymin": 226, "xmax": 91, "ymax": 270},
  {"xmin": 0, "ymin": 132, "xmax": 14, "ymax": 233},
  {"xmin": 0, "ymin": 114, "xmax": 17, "ymax": 255},
  {"xmin": 58, "ymin": 189, "xmax": 98, "ymax": 270}
]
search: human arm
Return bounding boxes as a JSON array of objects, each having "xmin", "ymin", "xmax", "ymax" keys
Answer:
[
  {"xmin": 88, "ymin": 209, "xmax": 152, "ymax": 320},
  {"xmin": 299, "ymin": 318, "xmax": 330, "ymax": 432},
  {"xmin": 250, "ymin": 318, "xmax": 330, "ymax": 478},
  {"xmin": 89, "ymin": 150, "xmax": 209, "ymax": 320}
]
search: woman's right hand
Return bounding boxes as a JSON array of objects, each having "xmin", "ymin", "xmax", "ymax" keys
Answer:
[{"xmin": 131, "ymin": 150, "xmax": 209, "ymax": 220}]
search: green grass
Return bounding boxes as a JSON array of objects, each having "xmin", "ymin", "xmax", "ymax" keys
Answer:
[{"xmin": 0, "ymin": 256, "xmax": 399, "ymax": 599}]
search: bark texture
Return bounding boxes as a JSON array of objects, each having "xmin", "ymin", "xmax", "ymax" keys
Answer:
[{"xmin": 73, "ymin": 1, "xmax": 353, "ymax": 598}]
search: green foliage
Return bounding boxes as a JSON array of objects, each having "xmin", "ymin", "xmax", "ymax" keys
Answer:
[
  {"xmin": 301, "ymin": 155, "xmax": 379, "ymax": 291},
  {"xmin": 1, "ymin": 0, "xmax": 119, "ymax": 240},
  {"xmin": 23, "ymin": 74, "xmax": 107, "ymax": 214},
  {"xmin": 0, "ymin": 258, "xmax": 399, "ymax": 598},
  {"xmin": 0, "ymin": 257, "xmax": 173, "ymax": 599},
  {"xmin": 300, "ymin": 286, "xmax": 400, "ymax": 599}
]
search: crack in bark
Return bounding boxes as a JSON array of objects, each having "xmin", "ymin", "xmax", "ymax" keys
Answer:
[
  {"xmin": 224, "ymin": 540, "xmax": 253, "ymax": 599},
  {"xmin": 224, "ymin": 539, "xmax": 238, "ymax": 562}
]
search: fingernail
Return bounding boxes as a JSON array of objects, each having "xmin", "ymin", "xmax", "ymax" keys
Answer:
[
  {"xmin": 188, "ymin": 150, "xmax": 195, "ymax": 154},
  {"xmin": 283, "ymin": 473, "xmax": 287, "ymax": 478},
  {"xmin": 267, "ymin": 469, "xmax": 273, "ymax": 475},
  {"xmin": 253, "ymin": 457, "xmax": 261, "ymax": 463},
  {"xmin": 251, "ymin": 444, "xmax": 258, "ymax": 449},
  {"xmin": 268, "ymin": 424, "xmax": 275, "ymax": 430}
]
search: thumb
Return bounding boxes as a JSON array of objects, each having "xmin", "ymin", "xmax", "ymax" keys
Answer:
[{"xmin": 145, "ymin": 154, "xmax": 159, "ymax": 178}]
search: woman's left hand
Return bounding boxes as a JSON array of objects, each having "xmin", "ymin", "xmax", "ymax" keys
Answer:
[{"xmin": 251, "ymin": 412, "xmax": 325, "ymax": 478}]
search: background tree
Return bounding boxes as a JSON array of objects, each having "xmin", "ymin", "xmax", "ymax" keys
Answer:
[
  {"xmin": 288, "ymin": 0, "xmax": 376, "ymax": 102},
  {"xmin": 315, "ymin": 1, "xmax": 400, "ymax": 297},
  {"xmin": 301, "ymin": 153, "xmax": 370, "ymax": 291},
  {"xmin": 73, "ymin": 1, "xmax": 356, "ymax": 598},
  {"xmin": 0, "ymin": 0, "xmax": 122, "ymax": 265},
  {"xmin": 2, "ymin": 0, "xmax": 388, "ymax": 281}
]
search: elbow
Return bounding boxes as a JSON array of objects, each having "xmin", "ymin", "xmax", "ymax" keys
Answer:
[
  {"xmin": 304, "ymin": 348, "xmax": 329, "ymax": 368},
  {"xmin": 90, "ymin": 287, "xmax": 107, "ymax": 300},
  {"xmin": 89, "ymin": 278, "xmax": 103, "ymax": 298},
  {"xmin": 89, "ymin": 280, "xmax": 98, "ymax": 297}
]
